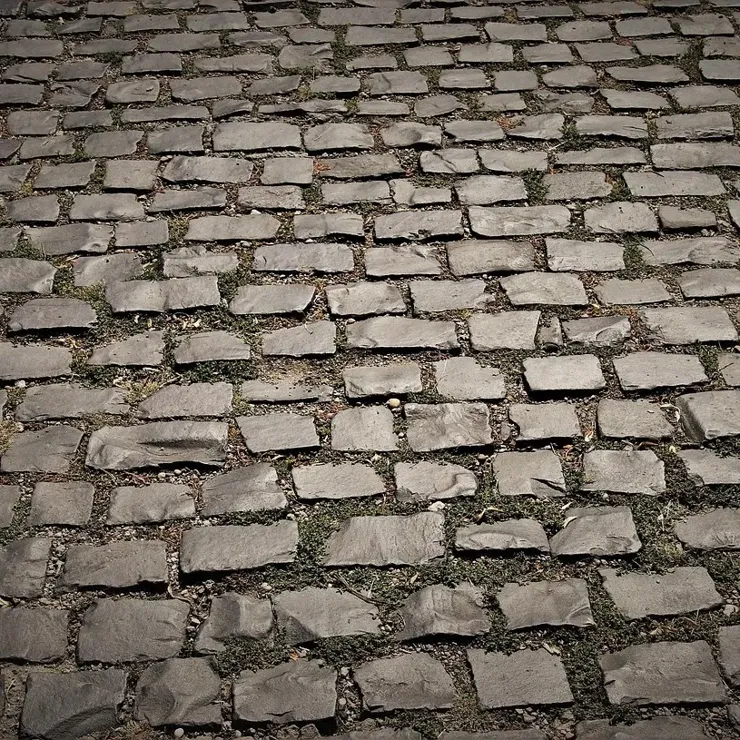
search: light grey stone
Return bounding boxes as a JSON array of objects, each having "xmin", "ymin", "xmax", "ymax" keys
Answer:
[
  {"xmin": 550, "ymin": 506, "xmax": 641, "ymax": 557},
  {"xmin": 498, "ymin": 579, "xmax": 594, "ymax": 629},
  {"xmin": 493, "ymin": 450, "xmax": 566, "ymax": 498}
]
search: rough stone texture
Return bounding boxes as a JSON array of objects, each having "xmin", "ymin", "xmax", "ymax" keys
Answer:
[
  {"xmin": 233, "ymin": 660, "xmax": 337, "ymax": 724},
  {"xmin": 180, "ymin": 521, "xmax": 298, "ymax": 573},
  {"xmin": 77, "ymin": 598, "xmax": 188, "ymax": 663},
  {"xmin": 599, "ymin": 641, "xmax": 727, "ymax": 705},
  {"xmin": 21, "ymin": 670, "xmax": 127, "ymax": 740},
  {"xmin": 600, "ymin": 567, "xmax": 723, "ymax": 619},
  {"xmin": 0, "ymin": 607, "xmax": 68, "ymax": 662},
  {"xmin": 355, "ymin": 654, "xmax": 456, "ymax": 711},
  {"xmin": 324, "ymin": 512, "xmax": 445, "ymax": 566},
  {"xmin": 273, "ymin": 587, "xmax": 380, "ymax": 645},
  {"xmin": 86, "ymin": 422, "xmax": 228, "ymax": 470},
  {"xmin": 468, "ymin": 648, "xmax": 574, "ymax": 708},
  {"xmin": 134, "ymin": 657, "xmax": 221, "ymax": 727},
  {"xmin": 497, "ymin": 579, "xmax": 594, "ymax": 629},
  {"xmin": 2, "ymin": 0, "xmax": 740, "ymax": 733}
]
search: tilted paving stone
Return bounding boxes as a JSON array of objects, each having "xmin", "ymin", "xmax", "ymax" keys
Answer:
[
  {"xmin": 575, "ymin": 717, "xmax": 712, "ymax": 740},
  {"xmin": 550, "ymin": 506, "xmax": 641, "ymax": 557},
  {"xmin": 273, "ymin": 587, "xmax": 381, "ymax": 645},
  {"xmin": 86, "ymin": 422, "xmax": 228, "ymax": 470},
  {"xmin": 597, "ymin": 399, "xmax": 673, "ymax": 440},
  {"xmin": 524, "ymin": 355, "xmax": 606, "ymax": 393},
  {"xmin": 396, "ymin": 583, "xmax": 490, "ymax": 640},
  {"xmin": 599, "ymin": 640, "xmax": 727, "ymax": 705},
  {"xmin": 455, "ymin": 519, "xmax": 550, "ymax": 554},
  {"xmin": 679, "ymin": 449, "xmax": 740, "ymax": 487},
  {"xmin": 201, "ymin": 465, "xmax": 286, "ymax": 515},
  {"xmin": 344, "ymin": 363, "xmax": 422, "ymax": 398},
  {"xmin": 134, "ymin": 657, "xmax": 221, "ymax": 727},
  {"xmin": 677, "ymin": 390, "xmax": 740, "ymax": 441},
  {"xmin": 675, "ymin": 508, "xmax": 740, "ymax": 550},
  {"xmin": 497, "ymin": 579, "xmax": 594, "ymax": 630},
  {"xmin": 719, "ymin": 625, "xmax": 740, "ymax": 687},
  {"xmin": 406, "ymin": 402, "xmax": 493, "ymax": 451},
  {"xmin": 600, "ymin": 566, "xmax": 723, "ymax": 619},
  {"xmin": 613, "ymin": 352, "xmax": 708, "ymax": 391},
  {"xmin": 194, "ymin": 592, "xmax": 273, "ymax": 654},
  {"xmin": 641, "ymin": 307, "xmax": 738, "ymax": 344},
  {"xmin": 509, "ymin": 403, "xmax": 581, "ymax": 442},
  {"xmin": 237, "ymin": 413, "xmax": 319, "ymax": 452},
  {"xmin": 77, "ymin": 598, "xmax": 189, "ymax": 663}
]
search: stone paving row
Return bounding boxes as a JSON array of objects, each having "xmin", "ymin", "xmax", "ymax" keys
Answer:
[{"xmin": 3, "ymin": 0, "xmax": 740, "ymax": 738}]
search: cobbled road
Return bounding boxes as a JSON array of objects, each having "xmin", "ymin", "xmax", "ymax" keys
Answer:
[{"xmin": 0, "ymin": 0, "xmax": 740, "ymax": 738}]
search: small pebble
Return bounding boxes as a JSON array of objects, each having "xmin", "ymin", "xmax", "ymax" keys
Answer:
[
  {"xmin": 174, "ymin": 729, "xmax": 185, "ymax": 739},
  {"xmin": 387, "ymin": 397, "xmax": 401, "ymax": 408}
]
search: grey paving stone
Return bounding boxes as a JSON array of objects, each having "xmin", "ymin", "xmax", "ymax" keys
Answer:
[
  {"xmin": 21, "ymin": 670, "xmax": 126, "ymax": 740},
  {"xmin": 173, "ymin": 331, "xmax": 250, "ymax": 364},
  {"xmin": 600, "ymin": 641, "xmax": 726, "ymax": 705},
  {"xmin": 575, "ymin": 717, "xmax": 712, "ymax": 740},
  {"xmin": 0, "ymin": 537, "xmax": 50, "ymax": 597},
  {"xmin": 659, "ymin": 206, "xmax": 717, "ymax": 230},
  {"xmin": 1, "ymin": 425, "xmax": 83, "ymax": 473},
  {"xmin": 331, "ymin": 406, "xmax": 398, "ymax": 452},
  {"xmin": 601, "ymin": 566, "xmax": 723, "ymax": 620},
  {"xmin": 106, "ymin": 276, "xmax": 221, "ymax": 313},
  {"xmin": 596, "ymin": 278, "xmax": 671, "ymax": 305},
  {"xmin": 597, "ymin": 399, "xmax": 673, "ymax": 439},
  {"xmin": 365, "ymin": 245, "xmax": 441, "ymax": 277},
  {"xmin": 137, "ymin": 382, "xmax": 232, "ymax": 419},
  {"xmin": 469, "ymin": 205, "xmax": 570, "ymax": 237},
  {"xmin": 582, "ymin": 450, "xmax": 665, "ymax": 494},
  {"xmin": 468, "ymin": 311, "xmax": 540, "ymax": 350},
  {"xmin": 234, "ymin": 660, "xmax": 336, "ymax": 724},
  {"xmin": 433, "ymin": 357, "xmax": 505, "ymax": 401},
  {"xmin": 326, "ymin": 282, "xmax": 404, "ymax": 316},
  {"xmin": 292, "ymin": 463, "xmax": 385, "ymax": 502},
  {"xmin": 455, "ymin": 519, "xmax": 550, "ymax": 554},
  {"xmin": 116, "ymin": 220, "xmax": 168, "ymax": 248},
  {"xmin": 237, "ymin": 413, "xmax": 319, "ymax": 452},
  {"xmin": 356, "ymin": 653, "xmax": 455, "ymax": 711},
  {"xmin": 651, "ymin": 142, "xmax": 740, "ymax": 168},
  {"xmin": 201, "ymin": 465, "xmax": 286, "ymax": 515},
  {"xmin": 0, "ymin": 258, "xmax": 56, "ymax": 293},
  {"xmin": 254, "ymin": 243, "xmax": 353, "ymax": 274},
  {"xmin": 108, "ymin": 483, "xmax": 195, "ymax": 525},
  {"xmin": 546, "ymin": 238, "xmax": 624, "ymax": 272},
  {"xmin": 493, "ymin": 450, "xmax": 566, "ymax": 498},
  {"xmin": 719, "ymin": 625, "xmax": 740, "ymax": 687},
  {"xmin": 29, "ymin": 481, "xmax": 93, "ymax": 527},
  {"xmin": 240, "ymin": 378, "xmax": 331, "ymax": 404},
  {"xmin": 324, "ymin": 512, "xmax": 445, "ymax": 566},
  {"xmin": 89, "ymin": 331, "xmax": 165, "ymax": 367},
  {"xmin": 134, "ymin": 657, "xmax": 220, "ymax": 727},
  {"xmin": 585, "ymin": 202, "xmax": 658, "ymax": 233},
  {"xmin": 0, "ymin": 485, "xmax": 20, "ymax": 528},
  {"xmin": 468, "ymin": 648, "xmax": 573, "ymax": 708},
  {"xmin": 77, "ymin": 598, "xmax": 188, "ymax": 663},
  {"xmin": 262, "ymin": 321, "xmax": 337, "ymax": 356},
  {"xmin": 343, "ymin": 363, "xmax": 422, "ymax": 398},
  {"xmin": 61, "ymin": 541, "xmax": 168, "ymax": 590},
  {"xmin": 576, "ymin": 115, "xmax": 648, "ymax": 139},
  {"xmin": 679, "ymin": 268, "xmax": 740, "ymax": 298},
  {"xmin": 524, "ymin": 355, "xmax": 605, "ymax": 393},
  {"xmin": 614, "ymin": 352, "xmax": 707, "ymax": 391},
  {"xmin": 86, "ymin": 421, "xmax": 227, "ymax": 470},
  {"xmin": 274, "ymin": 587, "xmax": 380, "ymax": 645},
  {"xmin": 180, "ymin": 521, "xmax": 298, "ymax": 573},
  {"xmin": 16, "ymin": 384, "xmax": 129, "ymax": 422},
  {"xmin": 641, "ymin": 307, "xmax": 738, "ymax": 344},
  {"xmin": 395, "ymin": 461, "xmax": 476, "ymax": 503},
  {"xmin": 347, "ymin": 316, "xmax": 458, "ymax": 351},
  {"xmin": 556, "ymin": 147, "xmax": 646, "ymax": 166},
  {"xmin": 0, "ymin": 343, "xmax": 71, "ymax": 380},
  {"xmin": 447, "ymin": 240, "xmax": 535, "ymax": 276},
  {"xmin": 229, "ymin": 284, "xmax": 314, "ymax": 316},
  {"xmin": 550, "ymin": 506, "xmax": 641, "ymax": 557},
  {"xmin": 510, "ymin": 403, "xmax": 581, "ymax": 442},
  {"xmin": 396, "ymin": 583, "xmax": 489, "ymax": 641},
  {"xmin": 406, "ymin": 402, "xmax": 492, "ymax": 451},
  {"xmin": 8, "ymin": 297, "xmax": 96, "ymax": 332},
  {"xmin": 624, "ymin": 171, "xmax": 724, "ymax": 197},
  {"xmin": 679, "ymin": 450, "xmax": 740, "ymax": 487},
  {"xmin": 677, "ymin": 390, "xmax": 740, "ymax": 441},
  {"xmin": 501, "ymin": 272, "xmax": 588, "ymax": 306},
  {"xmin": 294, "ymin": 213, "xmax": 364, "ymax": 241},
  {"xmin": 375, "ymin": 210, "xmax": 463, "ymax": 241},
  {"xmin": 0, "ymin": 607, "xmax": 68, "ymax": 662},
  {"xmin": 498, "ymin": 579, "xmax": 594, "ymax": 630},
  {"xmin": 195, "ymin": 592, "xmax": 273, "ymax": 654}
]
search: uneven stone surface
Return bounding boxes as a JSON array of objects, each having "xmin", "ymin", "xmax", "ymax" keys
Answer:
[
  {"xmin": 600, "ymin": 641, "xmax": 727, "ymax": 705},
  {"xmin": 0, "ymin": 1, "xmax": 739, "ymax": 736}
]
